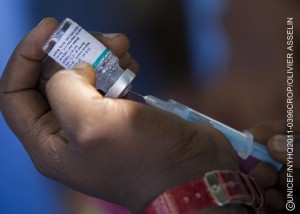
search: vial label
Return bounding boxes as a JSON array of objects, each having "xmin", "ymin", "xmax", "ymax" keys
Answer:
[
  {"xmin": 44, "ymin": 18, "xmax": 136, "ymax": 98},
  {"xmin": 48, "ymin": 20, "xmax": 109, "ymax": 69}
]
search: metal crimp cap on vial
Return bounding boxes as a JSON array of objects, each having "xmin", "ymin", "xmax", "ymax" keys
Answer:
[{"xmin": 105, "ymin": 69, "xmax": 136, "ymax": 98}]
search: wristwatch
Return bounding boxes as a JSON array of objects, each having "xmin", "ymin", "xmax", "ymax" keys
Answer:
[{"xmin": 143, "ymin": 170, "xmax": 264, "ymax": 214}]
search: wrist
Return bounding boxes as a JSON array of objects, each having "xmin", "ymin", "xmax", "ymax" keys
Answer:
[
  {"xmin": 122, "ymin": 123, "xmax": 239, "ymax": 213},
  {"xmin": 143, "ymin": 170, "xmax": 264, "ymax": 214}
]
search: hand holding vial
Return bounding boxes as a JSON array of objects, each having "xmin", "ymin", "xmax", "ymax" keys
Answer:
[
  {"xmin": 0, "ymin": 18, "xmax": 241, "ymax": 213},
  {"xmin": 43, "ymin": 18, "xmax": 136, "ymax": 98}
]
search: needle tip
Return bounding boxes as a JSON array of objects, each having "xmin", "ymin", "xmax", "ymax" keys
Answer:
[{"xmin": 124, "ymin": 90, "xmax": 145, "ymax": 103}]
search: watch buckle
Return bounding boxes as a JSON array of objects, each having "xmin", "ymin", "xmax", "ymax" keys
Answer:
[{"xmin": 204, "ymin": 171, "xmax": 230, "ymax": 206}]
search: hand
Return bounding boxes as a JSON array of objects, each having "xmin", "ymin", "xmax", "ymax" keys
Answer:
[
  {"xmin": 250, "ymin": 120, "xmax": 300, "ymax": 167},
  {"xmin": 249, "ymin": 120, "xmax": 300, "ymax": 213},
  {"xmin": 0, "ymin": 18, "xmax": 238, "ymax": 213}
]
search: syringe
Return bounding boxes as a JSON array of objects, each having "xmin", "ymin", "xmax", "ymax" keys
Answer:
[{"xmin": 130, "ymin": 93, "xmax": 283, "ymax": 170}]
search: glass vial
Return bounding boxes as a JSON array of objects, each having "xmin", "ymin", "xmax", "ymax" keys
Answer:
[{"xmin": 43, "ymin": 18, "xmax": 135, "ymax": 98}]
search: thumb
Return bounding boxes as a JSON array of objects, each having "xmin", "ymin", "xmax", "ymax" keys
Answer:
[
  {"xmin": 46, "ymin": 62, "xmax": 116, "ymax": 142},
  {"xmin": 72, "ymin": 62, "xmax": 97, "ymax": 85},
  {"xmin": 267, "ymin": 135, "xmax": 300, "ymax": 168}
]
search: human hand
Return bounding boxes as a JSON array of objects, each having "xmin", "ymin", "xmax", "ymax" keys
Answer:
[
  {"xmin": 249, "ymin": 120, "xmax": 300, "ymax": 213},
  {"xmin": 0, "ymin": 18, "xmax": 238, "ymax": 213}
]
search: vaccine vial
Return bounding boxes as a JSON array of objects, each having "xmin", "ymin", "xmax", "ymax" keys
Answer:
[{"xmin": 43, "ymin": 18, "xmax": 135, "ymax": 98}]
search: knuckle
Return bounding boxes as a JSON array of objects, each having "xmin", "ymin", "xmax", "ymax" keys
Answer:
[
  {"xmin": 32, "ymin": 134, "xmax": 64, "ymax": 179},
  {"xmin": 34, "ymin": 156, "xmax": 63, "ymax": 181},
  {"xmin": 118, "ymin": 33, "xmax": 130, "ymax": 49},
  {"xmin": 33, "ymin": 158, "xmax": 53, "ymax": 177}
]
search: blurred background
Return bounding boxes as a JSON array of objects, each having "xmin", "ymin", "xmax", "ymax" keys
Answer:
[{"xmin": 0, "ymin": 0, "xmax": 299, "ymax": 213}]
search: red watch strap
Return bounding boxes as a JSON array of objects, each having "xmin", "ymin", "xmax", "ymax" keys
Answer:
[
  {"xmin": 144, "ymin": 177, "xmax": 215, "ymax": 214},
  {"xmin": 144, "ymin": 170, "xmax": 264, "ymax": 214}
]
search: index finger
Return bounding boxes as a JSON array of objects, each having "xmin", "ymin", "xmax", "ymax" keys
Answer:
[
  {"xmin": 1, "ymin": 18, "xmax": 58, "ymax": 92},
  {"xmin": 249, "ymin": 121, "xmax": 287, "ymax": 145},
  {"xmin": 249, "ymin": 120, "xmax": 300, "ymax": 145},
  {"xmin": 0, "ymin": 18, "xmax": 65, "ymax": 171}
]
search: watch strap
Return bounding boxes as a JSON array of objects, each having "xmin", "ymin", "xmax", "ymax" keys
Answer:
[{"xmin": 143, "ymin": 170, "xmax": 264, "ymax": 214}]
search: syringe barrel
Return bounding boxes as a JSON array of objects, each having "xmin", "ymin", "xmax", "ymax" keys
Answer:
[
  {"xmin": 168, "ymin": 100, "xmax": 253, "ymax": 158},
  {"xmin": 251, "ymin": 141, "xmax": 283, "ymax": 170},
  {"xmin": 167, "ymin": 100, "xmax": 283, "ymax": 169},
  {"xmin": 145, "ymin": 97, "xmax": 283, "ymax": 170},
  {"xmin": 212, "ymin": 124, "xmax": 253, "ymax": 159}
]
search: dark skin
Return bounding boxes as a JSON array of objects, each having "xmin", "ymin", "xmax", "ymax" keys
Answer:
[
  {"xmin": 1, "ymin": 18, "xmax": 254, "ymax": 213},
  {"xmin": 250, "ymin": 120, "xmax": 300, "ymax": 213}
]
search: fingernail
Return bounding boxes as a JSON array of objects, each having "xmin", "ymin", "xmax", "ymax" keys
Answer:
[
  {"xmin": 269, "ymin": 135, "xmax": 287, "ymax": 152},
  {"xmin": 38, "ymin": 18, "xmax": 45, "ymax": 26},
  {"xmin": 102, "ymin": 33, "xmax": 119, "ymax": 39},
  {"xmin": 74, "ymin": 62, "xmax": 90, "ymax": 69}
]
